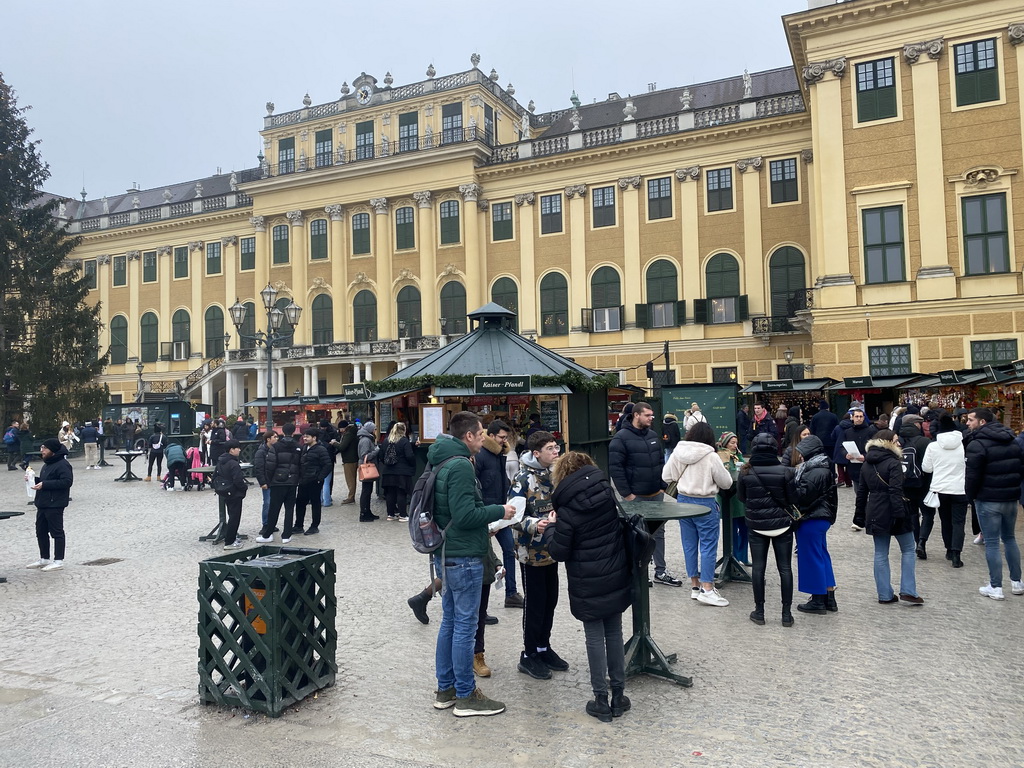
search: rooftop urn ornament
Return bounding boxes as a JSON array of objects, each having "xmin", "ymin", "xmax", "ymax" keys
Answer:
[
  {"xmin": 302, "ymin": 93, "xmax": 312, "ymax": 107},
  {"xmin": 195, "ymin": 182, "xmax": 203, "ymax": 198},
  {"xmin": 489, "ymin": 68, "xmax": 499, "ymax": 82},
  {"xmin": 680, "ymin": 88, "xmax": 692, "ymax": 110},
  {"xmin": 426, "ymin": 63, "xmax": 436, "ymax": 78},
  {"xmin": 162, "ymin": 188, "xmax": 172, "ymax": 202},
  {"xmin": 743, "ymin": 69, "xmax": 752, "ymax": 99},
  {"xmin": 340, "ymin": 82, "xmax": 350, "ymax": 96},
  {"xmin": 570, "ymin": 108, "xmax": 581, "ymax": 131},
  {"xmin": 266, "ymin": 101, "xmax": 275, "ymax": 115},
  {"xmin": 132, "ymin": 195, "xmax": 140, "ymax": 209},
  {"xmin": 471, "ymin": 52, "xmax": 481, "ymax": 68},
  {"xmin": 507, "ymin": 83, "xmax": 515, "ymax": 95},
  {"xmin": 383, "ymin": 71, "xmax": 393, "ymax": 88},
  {"xmin": 570, "ymin": 90, "xmax": 581, "ymax": 109},
  {"xmin": 527, "ymin": 99, "xmax": 536, "ymax": 113},
  {"xmin": 623, "ymin": 98, "xmax": 637, "ymax": 121}
]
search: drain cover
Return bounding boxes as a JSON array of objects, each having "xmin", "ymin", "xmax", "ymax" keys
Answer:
[{"xmin": 82, "ymin": 558, "xmax": 124, "ymax": 566}]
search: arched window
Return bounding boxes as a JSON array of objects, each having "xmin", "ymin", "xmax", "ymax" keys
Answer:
[
  {"xmin": 491, "ymin": 277, "xmax": 519, "ymax": 332},
  {"xmin": 204, "ymin": 306, "xmax": 225, "ymax": 358},
  {"xmin": 769, "ymin": 247, "xmax": 807, "ymax": 319},
  {"xmin": 240, "ymin": 302, "xmax": 256, "ymax": 349},
  {"xmin": 540, "ymin": 272, "xmax": 568, "ymax": 337},
  {"xmin": 439, "ymin": 281, "xmax": 467, "ymax": 334},
  {"xmin": 698, "ymin": 253, "xmax": 746, "ymax": 325},
  {"xmin": 140, "ymin": 312, "xmax": 158, "ymax": 363},
  {"xmin": 172, "ymin": 309, "xmax": 191, "ymax": 360},
  {"xmin": 311, "ymin": 294, "xmax": 333, "ymax": 345},
  {"xmin": 643, "ymin": 259, "xmax": 681, "ymax": 328},
  {"xmin": 109, "ymin": 315, "xmax": 128, "ymax": 365},
  {"xmin": 588, "ymin": 266, "xmax": 621, "ymax": 332},
  {"xmin": 353, "ymin": 290, "xmax": 377, "ymax": 342},
  {"xmin": 397, "ymin": 286, "xmax": 422, "ymax": 338}
]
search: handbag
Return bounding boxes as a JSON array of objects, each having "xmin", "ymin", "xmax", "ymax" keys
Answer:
[
  {"xmin": 664, "ymin": 463, "xmax": 686, "ymax": 499},
  {"xmin": 750, "ymin": 467, "xmax": 805, "ymax": 523},
  {"xmin": 358, "ymin": 457, "xmax": 379, "ymax": 482},
  {"xmin": 923, "ymin": 489, "xmax": 940, "ymax": 508},
  {"xmin": 615, "ymin": 497, "xmax": 656, "ymax": 575}
]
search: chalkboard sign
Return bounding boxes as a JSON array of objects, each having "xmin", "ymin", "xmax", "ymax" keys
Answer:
[
  {"xmin": 378, "ymin": 402, "xmax": 393, "ymax": 430},
  {"xmin": 540, "ymin": 400, "xmax": 560, "ymax": 433}
]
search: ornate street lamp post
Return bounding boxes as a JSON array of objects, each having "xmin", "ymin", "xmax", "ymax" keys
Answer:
[
  {"xmin": 135, "ymin": 361, "xmax": 145, "ymax": 403},
  {"xmin": 228, "ymin": 284, "xmax": 302, "ymax": 431}
]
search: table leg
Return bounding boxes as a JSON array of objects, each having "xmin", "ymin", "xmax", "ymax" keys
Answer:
[{"xmin": 716, "ymin": 496, "xmax": 751, "ymax": 585}]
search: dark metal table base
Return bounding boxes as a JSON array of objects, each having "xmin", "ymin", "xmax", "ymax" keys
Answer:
[{"xmin": 199, "ymin": 494, "xmax": 249, "ymax": 545}]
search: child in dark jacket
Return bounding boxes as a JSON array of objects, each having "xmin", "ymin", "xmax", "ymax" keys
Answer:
[{"xmin": 549, "ymin": 451, "xmax": 632, "ymax": 723}]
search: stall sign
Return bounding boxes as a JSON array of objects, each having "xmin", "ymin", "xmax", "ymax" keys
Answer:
[
  {"xmin": 938, "ymin": 370, "xmax": 960, "ymax": 385},
  {"xmin": 343, "ymin": 383, "xmax": 371, "ymax": 400},
  {"xmin": 298, "ymin": 396, "xmax": 319, "ymax": 404},
  {"xmin": 763, "ymin": 379, "xmax": 794, "ymax": 391},
  {"xmin": 844, "ymin": 376, "xmax": 874, "ymax": 388},
  {"xmin": 507, "ymin": 395, "xmax": 530, "ymax": 405},
  {"xmin": 469, "ymin": 396, "xmax": 495, "ymax": 406},
  {"xmin": 474, "ymin": 375, "xmax": 532, "ymax": 395},
  {"xmin": 1013, "ymin": 359, "xmax": 1024, "ymax": 378}
]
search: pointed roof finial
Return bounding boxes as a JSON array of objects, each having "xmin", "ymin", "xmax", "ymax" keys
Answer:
[{"xmin": 570, "ymin": 90, "xmax": 581, "ymax": 109}]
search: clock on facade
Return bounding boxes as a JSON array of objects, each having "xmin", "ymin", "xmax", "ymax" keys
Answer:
[{"xmin": 356, "ymin": 85, "xmax": 373, "ymax": 105}]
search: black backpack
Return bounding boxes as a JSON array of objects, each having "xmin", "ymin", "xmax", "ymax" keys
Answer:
[
  {"xmin": 211, "ymin": 466, "xmax": 232, "ymax": 494},
  {"xmin": 901, "ymin": 445, "xmax": 923, "ymax": 488},
  {"xmin": 382, "ymin": 440, "xmax": 399, "ymax": 466}
]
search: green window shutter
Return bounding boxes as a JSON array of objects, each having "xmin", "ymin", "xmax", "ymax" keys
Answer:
[
  {"xmin": 978, "ymin": 68, "xmax": 999, "ymax": 102},
  {"xmin": 738, "ymin": 295, "xmax": 749, "ymax": 321},
  {"xmin": 635, "ymin": 303, "xmax": 649, "ymax": 329},
  {"xmin": 694, "ymin": 299, "xmax": 708, "ymax": 325},
  {"xmin": 581, "ymin": 308, "xmax": 593, "ymax": 332},
  {"xmin": 857, "ymin": 88, "xmax": 877, "ymax": 123},
  {"xmin": 240, "ymin": 237, "xmax": 256, "ymax": 270},
  {"xmin": 877, "ymin": 86, "xmax": 897, "ymax": 119},
  {"xmin": 956, "ymin": 72, "xmax": 978, "ymax": 107},
  {"xmin": 674, "ymin": 300, "xmax": 687, "ymax": 326}
]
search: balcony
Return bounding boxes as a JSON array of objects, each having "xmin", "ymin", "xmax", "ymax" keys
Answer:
[{"xmin": 752, "ymin": 290, "xmax": 815, "ymax": 336}]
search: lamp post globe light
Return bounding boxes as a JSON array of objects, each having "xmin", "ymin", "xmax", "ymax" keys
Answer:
[{"xmin": 229, "ymin": 284, "xmax": 302, "ymax": 431}]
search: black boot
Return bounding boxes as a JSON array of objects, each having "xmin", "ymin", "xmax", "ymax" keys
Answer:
[
  {"xmin": 945, "ymin": 549, "xmax": 954, "ymax": 561},
  {"xmin": 951, "ymin": 551, "xmax": 963, "ymax": 568},
  {"xmin": 781, "ymin": 605, "xmax": 794, "ymax": 627},
  {"xmin": 826, "ymin": 591, "xmax": 838, "ymax": 613},
  {"xmin": 586, "ymin": 693, "xmax": 612, "ymax": 722},
  {"xmin": 610, "ymin": 688, "xmax": 631, "ymax": 717},
  {"xmin": 916, "ymin": 541, "xmax": 927, "ymax": 560},
  {"xmin": 797, "ymin": 594, "xmax": 828, "ymax": 614},
  {"xmin": 749, "ymin": 603, "xmax": 765, "ymax": 625},
  {"xmin": 407, "ymin": 592, "xmax": 431, "ymax": 624}
]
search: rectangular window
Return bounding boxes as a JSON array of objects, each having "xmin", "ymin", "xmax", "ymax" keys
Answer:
[
  {"xmin": 592, "ymin": 306, "xmax": 621, "ymax": 333},
  {"xmin": 707, "ymin": 168, "xmax": 733, "ymax": 212},
  {"xmin": 314, "ymin": 129, "xmax": 333, "ymax": 167},
  {"xmin": 592, "ymin": 186, "xmax": 616, "ymax": 227},
  {"xmin": 310, "ymin": 219, "xmax": 328, "ymax": 260},
  {"xmin": 439, "ymin": 200, "xmax": 460, "ymax": 245},
  {"xmin": 712, "ymin": 367, "xmax": 738, "ymax": 384},
  {"xmin": 863, "ymin": 206, "xmax": 905, "ymax": 283},
  {"xmin": 540, "ymin": 194, "xmax": 563, "ymax": 234},
  {"xmin": 710, "ymin": 296, "xmax": 736, "ymax": 324},
  {"xmin": 239, "ymin": 237, "xmax": 255, "ymax": 271},
  {"xmin": 856, "ymin": 58, "xmax": 897, "ymax": 122},
  {"xmin": 954, "ymin": 39, "xmax": 999, "ymax": 107},
  {"xmin": 352, "ymin": 212, "xmax": 371, "ymax": 255},
  {"xmin": 142, "ymin": 250, "xmax": 157, "ymax": 283},
  {"xmin": 963, "ymin": 193, "xmax": 1009, "ymax": 275},
  {"xmin": 173, "ymin": 246, "xmax": 188, "ymax": 279},
  {"xmin": 647, "ymin": 177, "xmax": 672, "ymax": 220},
  {"xmin": 649, "ymin": 302, "xmax": 677, "ymax": 328},
  {"xmin": 777, "ymin": 364, "xmax": 806, "ymax": 382},
  {"xmin": 278, "ymin": 137, "xmax": 295, "ymax": 174},
  {"xmin": 355, "ymin": 120, "xmax": 374, "ymax": 160},
  {"xmin": 441, "ymin": 102, "xmax": 463, "ymax": 144},
  {"xmin": 769, "ymin": 158, "xmax": 798, "ymax": 204},
  {"xmin": 869, "ymin": 344, "xmax": 911, "ymax": 376},
  {"xmin": 84, "ymin": 260, "xmax": 97, "ymax": 290},
  {"xmin": 206, "ymin": 241, "xmax": 221, "ymax": 275},
  {"xmin": 971, "ymin": 339, "xmax": 1018, "ymax": 367},
  {"xmin": 484, "ymin": 104, "xmax": 494, "ymax": 144},
  {"xmin": 398, "ymin": 111, "xmax": 418, "ymax": 152},
  {"xmin": 395, "ymin": 207, "xmax": 415, "ymax": 250},
  {"xmin": 491, "ymin": 202, "xmax": 513, "ymax": 241},
  {"xmin": 112, "ymin": 255, "xmax": 127, "ymax": 287},
  {"xmin": 272, "ymin": 224, "xmax": 289, "ymax": 264}
]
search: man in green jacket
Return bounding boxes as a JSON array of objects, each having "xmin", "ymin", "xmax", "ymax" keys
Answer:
[{"xmin": 431, "ymin": 411, "xmax": 515, "ymax": 718}]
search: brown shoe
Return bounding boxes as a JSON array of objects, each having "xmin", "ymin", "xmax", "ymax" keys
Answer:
[
  {"xmin": 473, "ymin": 652, "xmax": 491, "ymax": 677},
  {"xmin": 899, "ymin": 593, "xmax": 924, "ymax": 606},
  {"xmin": 144, "ymin": 476, "xmax": 151, "ymax": 481},
  {"xmin": 504, "ymin": 592, "xmax": 525, "ymax": 609},
  {"xmin": 340, "ymin": 499, "xmax": 355, "ymax": 505}
]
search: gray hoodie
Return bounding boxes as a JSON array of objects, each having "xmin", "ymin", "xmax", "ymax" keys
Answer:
[{"xmin": 357, "ymin": 422, "xmax": 379, "ymax": 462}]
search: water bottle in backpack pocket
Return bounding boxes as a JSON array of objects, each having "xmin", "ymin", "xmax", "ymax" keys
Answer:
[{"xmin": 408, "ymin": 456, "xmax": 466, "ymax": 554}]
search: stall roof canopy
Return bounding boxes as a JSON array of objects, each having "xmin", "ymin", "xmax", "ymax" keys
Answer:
[
  {"xmin": 380, "ymin": 303, "xmax": 600, "ymax": 382},
  {"xmin": 434, "ymin": 385, "xmax": 572, "ymax": 397},
  {"xmin": 825, "ymin": 375, "xmax": 920, "ymax": 391},
  {"xmin": 741, "ymin": 378, "xmax": 837, "ymax": 394},
  {"xmin": 898, "ymin": 370, "xmax": 992, "ymax": 388}
]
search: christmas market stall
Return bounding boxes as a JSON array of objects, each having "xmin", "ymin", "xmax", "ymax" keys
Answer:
[
  {"xmin": 898, "ymin": 365, "xmax": 1022, "ymax": 430},
  {"xmin": 824, "ymin": 375, "xmax": 920, "ymax": 420},
  {"xmin": 739, "ymin": 377, "xmax": 837, "ymax": 422}
]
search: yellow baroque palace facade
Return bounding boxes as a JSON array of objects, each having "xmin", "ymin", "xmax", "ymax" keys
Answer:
[{"xmin": 63, "ymin": 0, "xmax": 1024, "ymax": 413}]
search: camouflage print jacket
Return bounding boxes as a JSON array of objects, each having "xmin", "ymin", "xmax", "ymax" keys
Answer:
[{"xmin": 509, "ymin": 452, "xmax": 555, "ymax": 566}]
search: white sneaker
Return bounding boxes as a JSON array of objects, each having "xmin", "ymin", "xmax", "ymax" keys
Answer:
[
  {"xmin": 42, "ymin": 560, "xmax": 64, "ymax": 572},
  {"xmin": 254, "ymin": 535, "xmax": 274, "ymax": 544},
  {"xmin": 973, "ymin": 534, "xmax": 984, "ymax": 545},
  {"xmin": 979, "ymin": 584, "xmax": 1005, "ymax": 600},
  {"xmin": 281, "ymin": 537, "xmax": 292, "ymax": 544},
  {"xmin": 690, "ymin": 587, "xmax": 700, "ymax": 600},
  {"xmin": 696, "ymin": 588, "xmax": 729, "ymax": 607},
  {"xmin": 1011, "ymin": 581, "xmax": 1024, "ymax": 596},
  {"xmin": 850, "ymin": 524, "xmax": 863, "ymax": 531},
  {"xmin": 26, "ymin": 559, "xmax": 51, "ymax": 569},
  {"xmin": 223, "ymin": 540, "xmax": 243, "ymax": 550}
]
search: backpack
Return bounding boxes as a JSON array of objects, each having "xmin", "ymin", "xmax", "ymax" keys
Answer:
[
  {"xmin": 382, "ymin": 441, "xmax": 399, "ymax": 466},
  {"xmin": 4, "ymin": 428, "xmax": 17, "ymax": 446},
  {"xmin": 901, "ymin": 445, "xmax": 923, "ymax": 488},
  {"xmin": 408, "ymin": 456, "xmax": 467, "ymax": 555},
  {"xmin": 211, "ymin": 465, "xmax": 233, "ymax": 494}
]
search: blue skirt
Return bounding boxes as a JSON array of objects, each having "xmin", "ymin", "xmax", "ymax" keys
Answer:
[{"xmin": 795, "ymin": 518, "xmax": 836, "ymax": 594}]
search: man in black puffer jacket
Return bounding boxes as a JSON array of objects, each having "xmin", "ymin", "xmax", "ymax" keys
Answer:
[
  {"xmin": 965, "ymin": 408, "xmax": 1023, "ymax": 599},
  {"xmin": 737, "ymin": 433, "xmax": 795, "ymax": 625},
  {"xmin": 256, "ymin": 422, "xmax": 302, "ymax": 543},
  {"xmin": 215, "ymin": 440, "xmax": 248, "ymax": 550},
  {"xmin": 899, "ymin": 415, "xmax": 934, "ymax": 558},
  {"xmin": 26, "ymin": 439, "xmax": 74, "ymax": 572},
  {"xmin": 295, "ymin": 427, "xmax": 333, "ymax": 536},
  {"xmin": 844, "ymin": 408, "xmax": 877, "ymax": 528}
]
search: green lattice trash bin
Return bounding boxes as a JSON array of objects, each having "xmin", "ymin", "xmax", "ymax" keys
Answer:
[{"xmin": 198, "ymin": 546, "xmax": 337, "ymax": 717}]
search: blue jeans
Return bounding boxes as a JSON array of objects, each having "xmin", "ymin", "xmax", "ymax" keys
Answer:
[
  {"xmin": 261, "ymin": 488, "xmax": 271, "ymax": 527},
  {"xmin": 321, "ymin": 471, "xmax": 333, "ymax": 506},
  {"xmin": 435, "ymin": 556, "xmax": 484, "ymax": 699},
  {"xmin": 733, "ymin": 518, "xmax": 749, "ymax": 562},
  {"xmin": 677, "ymin": 495, "xmax": 720, "ymax": 583},
  {"xmin": 873, "ymin": 531, "xmax": 917, "ymax": 600},
  {"xmin": 975, "ymin": 500, "xmax": 1022, "ymax": 588},
  {"xmin": 494, "ymin": 526, "xmax": 518, "ymax": 595}
]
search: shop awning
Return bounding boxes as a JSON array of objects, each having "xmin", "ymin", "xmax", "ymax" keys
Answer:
[
  {"xmin": 741, "ymin": 377, "xmax": 836, "ymax": 394},
  {"xmin": 825, "ymin": 375, "xmax": 919, "ymax": 391},
  {"xmin": 898, "ymin": 371, "xmax": 989, "ymax": 389},
  {"xmin": 366, "ymin": 388, "xmax": 423, "ymax": 402},
  {"xmin": 433, "ymin": 385, "xmax": 572, "ymax": 397}
]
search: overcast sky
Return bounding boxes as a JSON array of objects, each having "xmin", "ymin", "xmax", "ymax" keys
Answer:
[{"xmin": 5, "ymin": 0, "xmax": 802, "ymax": 200}]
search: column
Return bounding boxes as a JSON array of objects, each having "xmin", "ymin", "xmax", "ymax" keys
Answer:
[
  {"xmin": 189, "ymin": 241, "xmax": 204, "ymax": 359},
  {"xmin": 303, "ymin": 365, "xmax": 311, "ymax": 394},
  {"xmin": 157, "ymin": 246, "xmax": 171, "ymax": 360},
  {"xmin": 369, "ymin": 198, "xmax": 394, "ymax": 339},
  {"xmin": 202, "ymin": 381, "xmax": 212, "ymax": 407},
  {"xmin": 414, "ymin": 191, "xmax": 437, "ymax": 334},
  {"xmin": 250, "ymin": 216, "xmax": 268, "ymax": 298},
  {"xmin": 126, "ymin": 251, "xmax": 141, "ymax": 356},
  {"xmin": 286, "ymin": 211, "xmax": 307, "ymax": 344},
  {"xmin": 326, "ymin": 205, "xmax": 348, "ymax": 339},
  {"xmin": 737, "ymin": 157, "xmax": 765, "ymax": 316},
  {"xmin": 675, "ymin": 168, "xmax": 702, "ymax": 308},
  {"xmin": 459, "ymin": 184, "xmax": 484, "ymax": 311},
  {"xmin": 276, "ymin": 367, "xmax": 285, "ymax": 394},
  {"xmin": 256, "ymin": 365, "xmax": 266, "ymax": 398},
  {"xmin": 1014, "ymin": 26, "xmax": 1024, "ymax": 189},
  {"xmin": 352, "ymin": 363, "xmax": 361, "ymax": 384},
  {"xmin": 225, "ymin": 369, "xmax": 238, "ymax": 415},
  {"xmin": 222, "ymin": 236, "xmax": 238, "ymax": 307},
  {"xmin": 311, "ymin": 364, "xmax": 319, "ymax": 395},
  {"xmin": 616, "ymin": 176, "xmax": 642, "ymax": 337},
  {"xmin": 364, "ymin": 361, "xmax": 373, "ymax": 381},
  {"xmin": 97, "ymin": 254, "xmax": 111, "ymax": 351},
  {"xmin": 515, "ymin": 194, "xmax": 537, "ymax": 335}
]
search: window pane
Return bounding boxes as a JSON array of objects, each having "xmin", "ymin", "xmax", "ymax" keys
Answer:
[
  {"xmin": 272, "ymin": 225, "xmax": 289, "ymax": 264},
  {"xmin": 143, "ymin": 251, "xmax": 157, "ymax": 282},
  {"xmin": 988, "ymin": 236, "xmax": 1008, "ymax": 271},
  {"xmin": 985, "ymin": 196, "xmax": 1006, "ymax": 230},
  {"xmin": 206, "ymin": 242, "xmax": 221, "ymax": 275},
  {"xmin": 240, "ymin": 236, "xmax": 255, "ymax": 270},
  {"xmin": 352, "ymin": 213, "xmax": 371, "ymax": 254},
  {"xmin": 963, "ymin": 198, "xmax": 983, "ymax": 234},
  {"xmin": 492, "ymin": 202, "xmax": 513, "ymax": 240},
  {"xmin": 174, "ymin": 246, "xmax": 188, "ymax": 278}
]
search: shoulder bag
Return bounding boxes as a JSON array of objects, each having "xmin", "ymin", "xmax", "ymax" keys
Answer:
[
  {"xmin": 749, "ymin": 467, "xmax": 804, "ymax": 523},
  {"xmin": 358, "ymin": 455, "xmax": 380, "ymax": 482}
]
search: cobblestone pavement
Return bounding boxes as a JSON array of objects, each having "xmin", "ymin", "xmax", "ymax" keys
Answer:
[{"xmin": 1, "ymin": 458, "xmax": 1022, "ymax": 768}]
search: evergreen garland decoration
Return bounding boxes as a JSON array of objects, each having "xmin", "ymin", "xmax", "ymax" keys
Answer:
[{"xmin": 364, "ymin": 371, "xmax": 619, "ymax": 394}]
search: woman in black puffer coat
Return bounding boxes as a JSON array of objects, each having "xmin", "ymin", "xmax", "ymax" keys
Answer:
[
  {"xmin": 792, "ymin": 436, "xmax": 839, "ymax": 615},
  {"xmin": 737, "ymin": 433, "xmax": 795, "ymax": 627},
  {"xmin": 549, "ymin": 452, "xmax": 631, "ymax": 724}
]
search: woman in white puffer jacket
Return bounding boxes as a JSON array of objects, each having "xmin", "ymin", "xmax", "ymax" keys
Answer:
[{"xmin": 921, "ymin": 414, "xmax": 967, "ymax": 568}]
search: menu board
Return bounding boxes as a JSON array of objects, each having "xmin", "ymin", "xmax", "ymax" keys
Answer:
[
  {"xmin": 419, "ymin": 404, "xmax": 446, "ymax": 442},
  {"xmin": 540, "ymin": 400, "xmax": 560, "ymax": 433},
  {"xmin": 378, "ymin": 402, "xmax": 393, "ymax": 430}
]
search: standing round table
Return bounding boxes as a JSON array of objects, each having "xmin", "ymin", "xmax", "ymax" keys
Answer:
[
  {"xmin": 0, "ymin": 510, "xmax": 26, "ymax": 582},
  {"xmin": 113, "ymin": 450, "xmax": 146, "ymax": 482},
  {"xmin": 619, "ymin": 499, "xmax": 710, "ymax": 687}
]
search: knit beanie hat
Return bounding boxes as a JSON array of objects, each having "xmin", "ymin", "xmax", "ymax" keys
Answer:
[
  {"xmin": 717, "ymin": 431, "xmax": 737, "ymax": 450},
  {"xmin": 937, "ymin": 414, "xmax": 957, "ymax": 433},
  {"xmin": 41, "ymin": 438, "xmax": 62, "ymax": 453}
]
